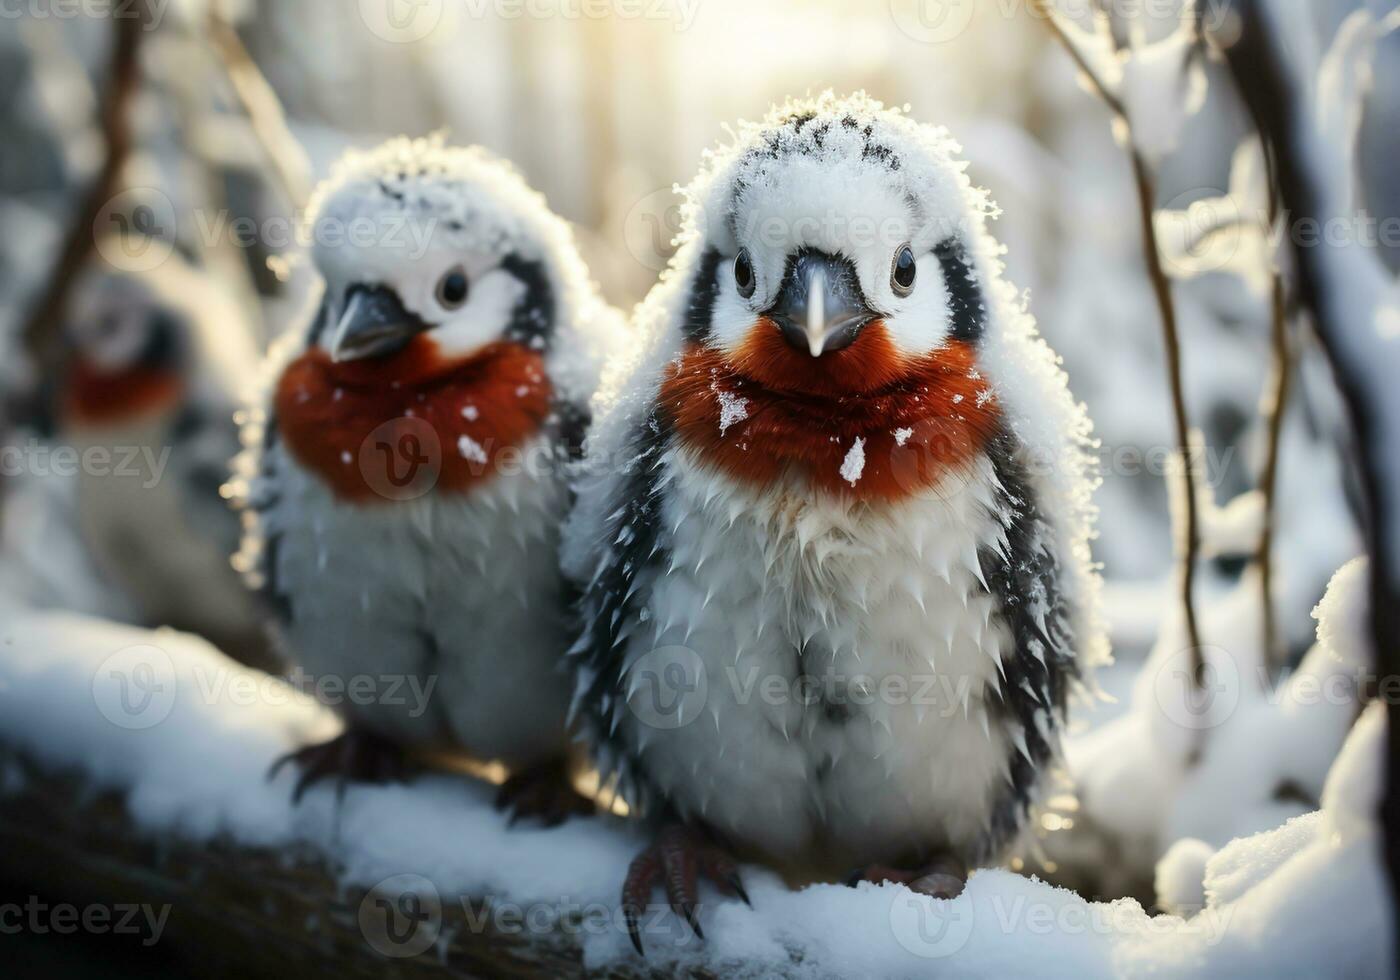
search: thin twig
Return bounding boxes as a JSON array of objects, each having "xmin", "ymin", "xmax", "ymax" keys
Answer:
[
  {"xmin": 206, "ymin": 8, "xmax": 312, "ymax": 211},
  {"xmin": 19, "ymin": 2, "xmax": 149, "ymax": 370},
  {"xmin": 1032, "ymin": 0, "xmax": 1205, "ymax": 681},
  {"xmin": 1256, "ymin": 142, "xmax": 1292, "ymax": 673}
]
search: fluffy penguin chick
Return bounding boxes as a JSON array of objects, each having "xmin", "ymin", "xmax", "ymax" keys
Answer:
[
  {"xmin": 57, "ymin": 247, "xmax": 271, "ymax": 668},
  {"xmin": 563, "ymin": 93, "xmax": 1106, "ymax": 950},
  {"xmin": 236, "ymin": 136, "xmax": 621, "ymax": 819}
]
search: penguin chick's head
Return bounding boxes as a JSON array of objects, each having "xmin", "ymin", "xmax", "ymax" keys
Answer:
[
  {"xmin": 659, "ymin": 93, "xmax": 1001, "ymax": 498},
  {"xmin": 680, "ymin": 92, "xmax": 995, "ymax": 394},
  {"xmin": 63, "ymin": 262, "xmax": 187, "ymax": 425},
  {"xmin": 306, "ymin": 135, "xmax": 561, "ymax": 372}
]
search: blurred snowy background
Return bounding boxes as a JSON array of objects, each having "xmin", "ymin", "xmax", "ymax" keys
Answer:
[{"xmin": 0, "ymin": 0, "xmax": 1397, "ymax": 975}]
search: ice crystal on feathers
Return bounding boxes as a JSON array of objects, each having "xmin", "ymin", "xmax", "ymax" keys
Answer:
[
  {"xmin": 714, "ymin": 387, "xmax": 749, "ymax": 436},
  {"xmin": 840, "ymin": 437, "xmax": 866, "ymax": 486},
  {"xmin": 561, "ymin": 93, "xmax": 1109, "ymax": 842}
]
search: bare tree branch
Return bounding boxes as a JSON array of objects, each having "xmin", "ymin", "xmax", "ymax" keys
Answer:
[
  {"xmin": 1256, "ymin": 143, "xmax": 1292, "ymax": 673},
  {"xmin": 206, "ymin": 8, "xmax": 313, "ymax": 212},
  {"xmin": 1218, "ymin": 0, "xmax": 1400, "ymax": 958},
  {"xmin": 18, "ymin": 1, "xmax": 150, "ymax": 372},
  {"xmin": 1031, "ymin": 0, "xmax": 1206, "ymax": 683}
]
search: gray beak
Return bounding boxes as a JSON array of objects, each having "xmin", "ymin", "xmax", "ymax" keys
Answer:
[
  {"xmin": 330, "ymin": 286, "xmax": 430, "ymax": 362},
  {"xmin": 767, "ymin": 251, "xmax": 877, "ymax": 357}
]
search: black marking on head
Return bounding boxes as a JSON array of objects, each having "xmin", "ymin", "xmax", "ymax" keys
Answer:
[
  {"xmin": 734, "ymin": 110, "xmax": 901, "ymax": 194},
  {"xmin": 305, "ymin": 294, "xmax": 334, "ymax": 347},
  {"xmin": 499, "ymin": 254, "xmax": 556, "ymax": 349},
  {"xmin": 680, "ymin": 248, "xmax": 725, "ymax": 344},
  {"xmin": 138, "ymin": 310, "xmax": 184, "ymax": 371},
  {"xmin": 976, "ymin": 427, "xmax": 1078, "ymax": 862},
  {"xmin": 570, "ymin": 405, "xmax": 675, "ymax": 817},
  {"xmin": 935, "ymin": 239, "xmax": 986, "ymax": 344}
]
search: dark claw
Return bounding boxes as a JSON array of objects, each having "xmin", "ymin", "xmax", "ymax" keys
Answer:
[
  {"xmin": 680, "ymin": 902, "xmax": 704, "ymax": 940},
  {"xmin": 848, "ymin": 856, "xmax": 968, "ymax": 898},
  {"xmin": 618, "ymin": 825, "xmax": 744, "ymax": 955},
  {"xmin": 495, "ymin": 757, "xmax": 594, "ymax": 827},
  {"xmin": 268, "ymin": 730, "xmax": 408, "ymax": 805},
  {"xmin": 625, "ymin": 906, "xmax": 646, "ymax": 957}
]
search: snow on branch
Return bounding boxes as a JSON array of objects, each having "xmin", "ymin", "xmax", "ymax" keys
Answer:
[
  {"xmin": 16, "ymin": 1, "xmax": 150, "ymax": 373},
  {"xmin": 0, "ymin": 609, "xmax": 1392, "ymax": 976},
  {"xmin": 1215, "ymin": 0, "xmax": 1400, "ymax": 958},
  {"xmin": 1031, "ymin": 0, "xmax": 1207, "ymax": 687}
]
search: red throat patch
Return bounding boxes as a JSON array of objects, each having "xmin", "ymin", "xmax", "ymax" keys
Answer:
[
  {"xmin": 659, "ymin": 322, "xmax": 1000, "ymax": 502},
  {"xmin": 274, "ymin": 336, "xmax": 552, "ymax": 503},
  {"xmin": 63, "ymin": 360, "xmax": 184, "ymax": 427}
]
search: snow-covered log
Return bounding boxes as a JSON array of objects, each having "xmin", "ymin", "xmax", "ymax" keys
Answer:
[{"xmin": 0, "ymin": 610, "xmax": 1393, "ymax": 977}]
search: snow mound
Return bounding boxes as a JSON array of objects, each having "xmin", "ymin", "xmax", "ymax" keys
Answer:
[{"xmin": 0, "ymin": 609, "xmax": 1391, "ymax": 976}]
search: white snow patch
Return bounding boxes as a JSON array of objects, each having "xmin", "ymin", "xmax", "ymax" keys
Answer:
[
  {"xmin": 1155, "ymin": 837, "xmax": 1214, "ymax": 916},
  {"xmin": 0, "ymin": 610, "xmax": 1391, "ymax": 976},
  {"xmin": 840, "ymin": 437, "xmax": 866, "ymax": 486},
  {"xmin": 457, "ymin": 435, "xmax": 488, "ymax": 464},
  {"xmin": 715, "ymin": 388, "xmax": 750, "ymax": 436},
  {"xmin": 893, "ymin": 427, "xmax": 913, "ymax": 447},
  {"xmin": 461, "ymin": 404, "xmax": 480, "ymax": 421}
]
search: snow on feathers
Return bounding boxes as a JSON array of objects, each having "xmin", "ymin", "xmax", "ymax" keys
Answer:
[{"xmin": 564, "ymin": 92, "xmax": 1106, "ymax": 680}]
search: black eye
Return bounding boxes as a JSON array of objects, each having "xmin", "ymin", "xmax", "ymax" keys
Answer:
[
  {"xmin": 733, "ymin": 248, "xmax": 755, "ymax": 299},
  {"xmin": 436, "ymin": 267, "xmax": 469, "ymax": 309},
  {"xmin": 891, "ymin": 244, "xmax": 917, "ymax": 296}
]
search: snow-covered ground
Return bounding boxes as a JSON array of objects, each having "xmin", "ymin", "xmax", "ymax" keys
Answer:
[{"xmin": 0, "ymin": 563, "xmax": 1389, "ymax": 977}]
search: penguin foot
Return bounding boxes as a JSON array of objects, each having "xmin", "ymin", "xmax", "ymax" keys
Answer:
[
  {"xmin": 268, "ymin": 729, "xmax": 409, "ymax": 804},
  {"xmin": 621, "ymin": 825, "xmax": 749, "ymax": 956},
  {"xmin": 847, "ymin": 854, "xmax": 967, "ymax": 899},
  {"xmin": 494, "ymin": 757, "xmax": 594, "ymax": 827}
]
